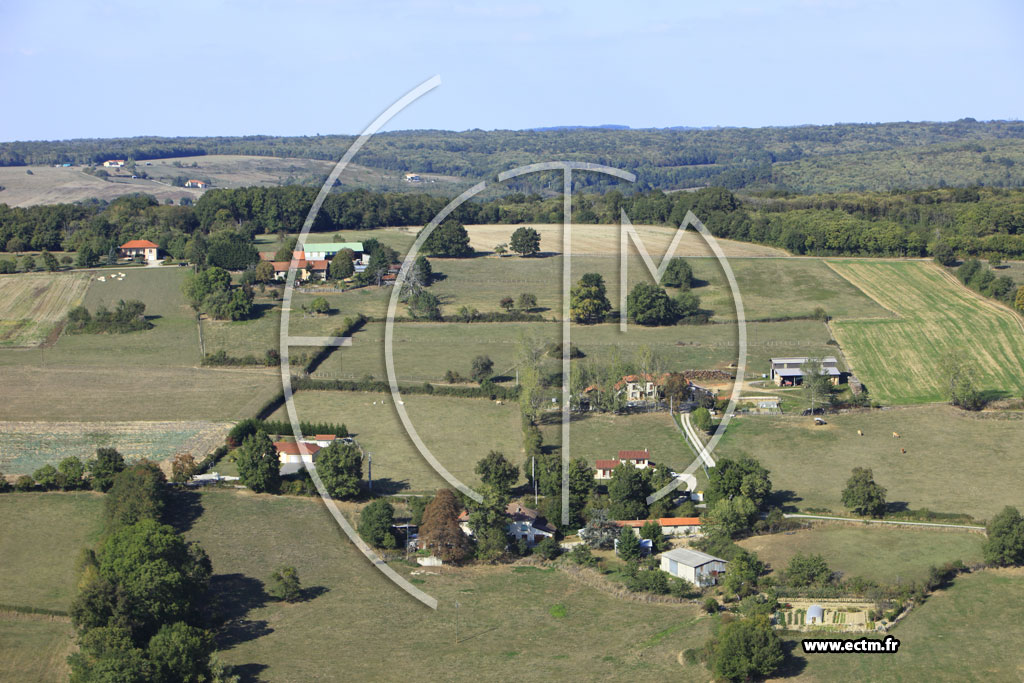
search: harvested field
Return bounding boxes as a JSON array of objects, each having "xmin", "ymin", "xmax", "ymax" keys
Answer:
[
  {"xmin": 0, "ymin": 272, "xmax": 91, "ymax": 347},
  {"xmin": 0, "ymin": 421, "xmax": 231, "ymax": 475},
  {"xmin": 828, "ymin": 260, "xmax": 1024, "ymax": 404}
]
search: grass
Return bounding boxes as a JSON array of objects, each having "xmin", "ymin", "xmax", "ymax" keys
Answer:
[
  {"xmin": 0, "ymin": 492, "xmax": 104, "ymax": 611},
  {"xmin": 0, "ymin": 618, "xmax": 75, "ymax": 683},
  {"xmin": 789, "ymin": 569, "xmax": 1024, "ymax": 682},
  {"xmin": 0, "ymin": 420, "xmax": 230, "ymax": 475},
  {"xmin": 828, "ymin": 260, "xmax": 1024, "ymax": 404},
  {"xmin": 0, "ymin": 271, "xmax": 91, "ymax": 347},
  {"xmin": 716, "ymin": 405, "xmax": 1024, "ymax": 520},
  {"xmin": 266, "ymin": 391, "xmax": 525, "ymax": 494},
  {"xmin": 737, "ymin": 524, "xmax": 985, "ymax": 586}
]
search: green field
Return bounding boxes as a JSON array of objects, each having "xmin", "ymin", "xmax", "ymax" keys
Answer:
[
  {"xmin": 0, "ymin": 421, "xmax": 230, "ymax": 475},
  {"xmin": 829, "ymin": 260, "xmax": 1024, "ymax": 404},
  {"xmin": 738, "ymin": 524, "xmax": 985, "ymax": 586},
  {"xmin": 789, "ymin": 570, "xmax": 1024, "ymax": 682},
  {"xmin": 716, "ymin": 406, "xmax": 1024, "ymax": 520},
  {"xmin": 0, "ymin": 619, "xmax": 75, "ymax": 683},
  {"xmin": 0, "ymin": 271, "xmax": 91, "ymax": 347},
  {"xmin": 268, "ymin": 391, "xmax": 525, "ymax": 493}
]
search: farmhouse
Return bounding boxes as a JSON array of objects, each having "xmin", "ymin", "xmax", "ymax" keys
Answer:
[
  {"xmin": 270, "ymin": 259, "xmax": 329, "ymax": 281},
  {"xmin": 594, "ymin": 449, "xmax": 655, "ymax": 481},
  {"xmin": 769, "ymin": 356, "xmax": 842, "ymax": 387},
  {"xmin": 616, "ymin": 373, "xmax": 669, "ymax": 402},
  {"xmin": 102, "ymin": 159, "xmax": 125, "ymax": 167},
  {"xmin": 457, "ymin": 502, "xmax": 555, "ymax": 545},
  {"xmin": 273, "ymin": 441, "xmax": 321, "ymax": 475},
  {"xmin": 615, "ymin": 517, "xmax": 702, "ymax": 537},
  {"xmin": 118, "ymin": 239, "xmax": 160, "ymax": 262},
  {"xmin": 184, "ymin": 179, "xmax": 209, "ymax": 189},
  {"xmin": 659, "ymin": 547, "xmax": 728, "ymax": 587},
  {"xmin": 300, "ymin": 242, "xmax": 367, "ymax": 263}
]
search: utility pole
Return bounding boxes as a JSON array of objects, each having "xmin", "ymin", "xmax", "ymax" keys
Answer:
[
  {"xmin": 367, "ymin": 454, "xmax": 373, "ymax": 492},
  {"xmin": 455, "ymin": 600, "xmax": 460, "ymax": 644}
]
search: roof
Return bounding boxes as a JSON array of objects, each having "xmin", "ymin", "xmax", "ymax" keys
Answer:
[
  {"xmin": 313, "ymin": 434, "xmax": 336, "ymax": 441},
  {"xmin": 615, "ymin": 373, "xmax": 672, "ymax": 390},
  {"xmin": 301, "ymin": 242, "xmax": 364, "ymax": 253},
  {"xmin": 271, "ymin": 259, "xmax": 328, "ymax": 272},
  {"xmin": 595, "ymin": 459, "xmax": 620, "ymax": 470},
  {"xmin": 273, "ymin": 441, "xmax": 321, "ymax": 456},
  {"xmin": 120, "ymin": 239, "xmax": 158, "ymax": 249},
  {"xmin": 618, "ymin": 449, "xmax": 650, "ymax": 460},
  {"xmin": 807, "ymin": 605, "xmax": 825, "ymax": 620},
  {"xmin": 661, "ymin": 547, "xmax": 727, "ymax": 568},
  {"xmin": 614, "ymin": 520, "xmax": 649, "ymax": 528},
  {"xmin": 658, "ymin": 517, "xmax": 701, "ymax": 526},
  {"xmin": 771, "ymin": 356, "xmax": 839, "ymax": 366},
  {"xmin": 506, "ymin": 502, "xmax": 556, "ymax": 533}
]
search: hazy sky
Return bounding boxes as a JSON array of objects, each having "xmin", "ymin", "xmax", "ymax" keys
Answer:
[{"xmin": 1, "ymin": 1, "xmax": 1022, "ymax": 141}]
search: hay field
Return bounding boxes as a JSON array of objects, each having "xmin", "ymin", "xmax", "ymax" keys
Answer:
[
  {"xmin": 0, "ymin": 272, "xmax": 91, "ymax": 347},
  {"xmin": 0, "ymin": 420, "xmax": 231, "ymax": 475},
  {"xmin": 0, "ymin": 164, "xmax": 197, "ymax": 206},
  {"xmin": 828, "ymin": 260, "xmax": 1024, "ymax": 404},
  {"xmin": 461, "ymin": 223, "xmax": 790, "ymax": 257}
]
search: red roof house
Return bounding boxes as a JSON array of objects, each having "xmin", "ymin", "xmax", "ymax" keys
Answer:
[{"xmin": 119, "ymin": 239, "xmax": 160, "ymax": 262}]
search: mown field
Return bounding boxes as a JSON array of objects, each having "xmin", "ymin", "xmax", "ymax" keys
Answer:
[
  {"xmin": 789, "ymin": 569, "xmax": 1024, "ymax": 682},
  {"xmin": 0, "ymin": 267, "xmax": 281, "ymax": 421},
  {"xmin": 0, "ymin": 619, "xmax": 76, "ymax": 683},
  {"xmin": 267, "ymin": 391, "xmax": 524, "ymax": 494},
  {"xmin": 0, "ymin": 271, "xmax": 91, "ymax": 347},
  {"xmin": 738, "ymin": 524, "xmax": 985, "ymax": 586},
  {"xmin": 716, "ymin": 406, "xmax": 1024, "ymax": 521},
  {"xmin": 828, "ymin": 260, "xmax": 1024, "ymax": 404},
  {"xmin": 0, "ymin": 421, "xmax": 230, "ymax": 475}
]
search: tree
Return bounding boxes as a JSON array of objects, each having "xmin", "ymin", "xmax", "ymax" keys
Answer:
[
  {"xmin": 40, "ymin": 249, "xmax": 59, "ymax": 271},
  {"xmin": 841, "ymin": 467, "xmax": 887, "ymax": 517},
  {"xmin": 68, "ymin": 625, "xmax": 152, "ymax": 682},
  {"xmin": 105, "ymin": 461, "xmax": 167, "ymax": 531},
  {"xmin": 308, "ymin": 296, "xmax": 330, "ymax": 315},
  {"xmin": 983, "ymin": 506, "xmax": 1024, "ymax": 566},
  {"xmin": 493, "ymin": 243, "xmax": 507, "ymax": 256},
  {"xmin": 661, "ymin": 257, "xmax": 693, "ymax": 288},
  {"xmin": 785, "ymin": 552, "xmax": 832, "ymax": 587},
  {"xmin": 21, "ymin": 254, "xmax": 36, "ymax": 271},
  {"xmin": 944, "ymin": 351, "xmax": 984, "ymax": 411},
  {"xmin": 802, "ymin": 360, "xmax": 834, "ymax": 413},
  {"xmin": 509, "ymin": 226, "xmax": 541, "ymax": 256},
  {"xmin": 470, "ymin": 355, "xmax": 494, "ymax": 382},
  {"xmin": 90, "ymin": 447, "xmax": 126, "ymax": 492},
  {"xmin": 932, "ymin": 242, "xmax": 957, "ymax": 266},
  {"xmin": 673, "ymin": 290, "xmax": 701, "ymax": 319},
  {"xmin": 316, "ymin": 441, "xmax": 363, "ymax": 499},
  {"xmin": 206, "ymin": 230, "xmax": 259, "ymax": 269},
  {"xmin": 499, "ymin": 296, "xmax": 515, "ymax": 311},
  {"xmin": 515, "ymin": 292, "xmax": 538, "ymax": 312},
  {"xmin": 639, "ymin": 520, "xmax": 668, "ymax": 553},
  {"xmin": 723, "ymin": 550, "xmax": 765, "ymax": 598},
  {"xmin": 703, "ymin": 495, "xmax": 758, "ymax": 539},
  {"xmin": 182, "ymin": 267, "xmax": 232, "ymax": 310},
  {"xmin": 626, "ymin": 282, "xmax": 678, "ymax": 326},
  {"xmin": 692, "ymin": 406, "xmax": 713, "ymax": 433},
  {"xmin": 359, "ymin": 499, "xmax": 397, "ymax": 549},
  {"xmin": 466, "ymin": 491, "xmax": 511, "ymax": 562},
  {"xmin": 608, "ymin": 463, "xmax": 651, "ymax": 520},
  {"xmin": 410, "ymin": 254, "xmax": 433, "ymax": 287},
  {"xmin": 616, "ymin": 525, "xmax": 641, "ymax": 561},
  {"xmin": 76, "ymin": 244, "xmax": 97, "ymax": 268},
  {"xmin": 326, "ymin": 247, "xmax": 354, "ymax": 281},
  {"xmin": 274, "ymin": 236, "xmax": 298, "ymax": 262},
  {"xmin": 419, "ymin": 489, "xmax": 472, "ymax": 564},
  {"xmin": 474, "ymin": 450, "xmax": 518, "ymax": 497},
  {"xmin": 1015, "ymin": 285, "xmax": 1024, "ymax": 313},
  {"xmin": 569, "ymin": 273, "xmax": 611, "ymax": 323},
  {"xmin": 57, "ymin": 456, "xmax": 87, "ymax": 490},
  {"xmin": 407, "ymin": 290, "xmax": 442, "ymax": 320},
  {"xmin": 147, "ymin": 621, "xmax": 215, "ymax": 683},
  {"xmin": 421, "ymin": 220, "xmax": 472, "ymax": 257},
  {"xmin": 268, "ymin": 566, "xmax": 302, "ymax": 602},
  {"xmin": 32, "ymin": 464, "xmax": 59, "ymax": 489},
  {"xmin": 236, "ymin": 430, "xmax": 282, "ymax": 494},
  {"xmin": 579, "ymin": 509, "xmax": 620, "ymax": 549},
  {"xmin": 534, "ymin": 536, "xmax": 561, "ymax": 560},
  {"xmin": 170, "ymin": 453, "xmax": 198, "ymax": 484},
  {"xmin": 706, "ymin": 456, "xmax": 772, "ymax": 510},
  {"xmin": 708, "ymin": 615, "xmax": 784, "ymax": 682},
  {"xmin": 253, "ymin": 260, "xmax": 275, "ymax": 283}
]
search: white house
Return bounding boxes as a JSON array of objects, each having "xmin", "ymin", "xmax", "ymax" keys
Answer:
[
  {"xmin": 594, "ymin": 450, "xmax": 655, "ymax": 481},
  {"xmin": 103, "ymin": 159, "xmax": 125, "ymax": 168},
  {"xmin": 457, "ymin": 502, "xmax": 555, "ymax": 545},
  {"xmin": 300, "ymin": 242, "xmax": 366, "ymax": 263},
  {"xmin": 660, "ymin": 547, "xmax": 728, "ymax": 587},
  {"xmin": 273, "ymin": 441, "xmax": 321, "ymax": 475},
  {"xmin": 615, "ymin": 517, "xmax": 702, "ymax": 538},
  {"xmin": 119, "ymin": 239, "xmax": 160, "ymax": 262},
  {"xmin": 184, "ymin": 179, "xmax": 208, "ymax": 189}
]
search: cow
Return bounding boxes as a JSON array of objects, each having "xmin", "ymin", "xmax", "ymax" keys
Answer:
[
  {"xmin": 892, "ymin": 432, "xmax": 900, "ymax": 439},
  {"xmin": 900, "ymin": 448, "xmax": 907, "ymax": 454},
  {"xmin": 857, "ymin": 429, "xmax": 864, "ymax": 436}
]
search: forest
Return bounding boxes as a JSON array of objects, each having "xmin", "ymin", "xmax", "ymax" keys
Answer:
[
  {"xmin": 3, "ymin": 184, "xmax": 1024, "ymax": 261},
  {"xmin": 4, "ymin": 119, "xmax": 1024, "ymax": 193}
]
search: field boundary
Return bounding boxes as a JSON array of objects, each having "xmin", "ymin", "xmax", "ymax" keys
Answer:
[
  {"xmin": 784, "ymin": 513, "xmax": 986, "ymax": 532},
  {"xmin": 822, "ymin": 260, "xmax": 903, "ymax": 320},
  {"xmin": 930, "ymin": 262, "xmax": 1024, "ymax": 336}
]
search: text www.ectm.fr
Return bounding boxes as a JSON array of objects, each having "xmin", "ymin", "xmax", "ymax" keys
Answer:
[{"xmin": 802, "ymin": 636, "xmax": 900, "ymax": 654}]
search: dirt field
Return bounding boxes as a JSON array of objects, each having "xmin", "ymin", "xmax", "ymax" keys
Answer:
[
  {"xmin": 0, "ymin": 271, "xmax": 91, "ymax": 347},
  {"xmin": 828, "ymin": 260, "xmax": 1024, "ymax": 403},
  {"xmin": 0, "ymin": 165, "xmax": 200, "ymax": 206},
  {"xmin": 459, "ymin": 223, "xmax": 791, "ymax": 258},
  {"xmin": 0, "ymin": 420, "xmax": 232, "ymax": 475}
]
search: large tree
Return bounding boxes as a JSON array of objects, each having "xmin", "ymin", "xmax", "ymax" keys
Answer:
[
  {"xmin": 90, "ymin": 447, "xmax": 126, "ymax": 492},
  {"xmin": 419, "ymin": 489, "xmax": 472, "ymax": 564},
  {"xmin": 421, "ymin": 220, "xmax": 472, "ymax": 257},
  {"xmin": 569, "ymin": 273, "xmax": 611, "ymax": 323},
  {"xmin": 626, "ymin": 282, "xmax": 678, "ymax": 326},
  {"xmin": 509, "ymin": 226, "xmax": 541, "ymax": 256},
  {"xmin": 841, "ymin": 467, "xmax": 887, "ymax": 517},
  {"xmin": 703, "ymin": 495, "xmax": 758, "ymax": 539},
  {"xmin": 359, "ymin": 499, "xmax": 397, "ymax": 549},
  {"xmin": 705, "ymin": 456, "xmax": 772, "ymax": 510},
  {"xmin": 785, "ymin": 552, "xmax": 832, "ymax": 587},
  {"xmin": 330, "ymin": 248, "xmax": 355, "ymax": 280},
  {"xmin": 983, "ymin": 506, "xmax": 1024, "ymax": 566},
  {"xmin": 236, "ymin": 430, "xmax": 282, "ymax": 494},
  {"xmin": 474, "ymin": 450, "xmax": 519, "ymax": 497},
  {"xmin": 316, "ymin": 441, "xmax": 363, "ymax": 499},
  {"xmin": 104, "ymin": 461, "xmax": 167, "ymax": 532},
  {"xmin": 660, "ymin": 257, "xmax": 693, "ymax": 288},
  {"xmin": 607, "ymin": 464, "xmax": 651, "ymax": 520},
  {"xmin": 709, "ymin": 615, "xmax": 784, "ymax": 682}
]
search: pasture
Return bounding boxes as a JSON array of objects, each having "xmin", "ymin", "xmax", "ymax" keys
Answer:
[
  {"xmin": 828, "ymin": 260, "xmax": 1024, "ymax": 404},
  {"xmin": 716, "ymin": 406, "xmax": 1024, "ymax": 520},
  {"xmin": 0, "ymin": 420, "xmax": 230, "ymax": 475},
  {"xmin": 0, "ymin": 271, "xmax": 91, "ymax": 347},
  {"xmin": 737, "ymin": 524, "xmax": 985, "ymax": 586},
  {"xmin": 790, "ymin": 570, "xmax": 1024, "ymax": 682},
  {"xmin": 0, "ymin": 164, "xmax": 193, "ymax": 206},
  {"xmin": 0, "ymin": 619, "xmax": 75, "ymax": 683},
  {"xmin": 267, "ymin": 391, "xmax": 525, "ymax": 494}
]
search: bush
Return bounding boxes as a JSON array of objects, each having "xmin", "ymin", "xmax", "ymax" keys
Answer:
[
  {"xmin": 268, "ymin": 566, "xmax": 302, "ymax": 602},
  {"xmin": 534, "ymin": 536, "xmax": 561, "ymax": 560},
  {"xmin": 703, "ymin": 597, "xmax": 719, "ymax": 614},
  {"xmin": 568, "ymin": 544, "xmax": 597, "ymax": 567}
]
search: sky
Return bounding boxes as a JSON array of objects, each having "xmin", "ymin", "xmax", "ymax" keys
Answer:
[{"xmin": 1, "ymin": 0, "xmax": 1022, "ymax": 141}]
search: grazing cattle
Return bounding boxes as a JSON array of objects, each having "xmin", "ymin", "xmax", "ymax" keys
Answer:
[
  {"xmin": 857, "ymin": 429, "xmax": 864, "ymax": 436},
  {"xmin": 892, "ymin": 432, "xmax": 900, "ymax": 439},
  {"xmin": 900, "ymin": 448, "xmax": 906, "ymax": 454}
]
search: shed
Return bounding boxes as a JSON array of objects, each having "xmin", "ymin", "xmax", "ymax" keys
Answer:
[{"xmin": 806, "ymin": 605, "xmax": 825, "ymax": 625}]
